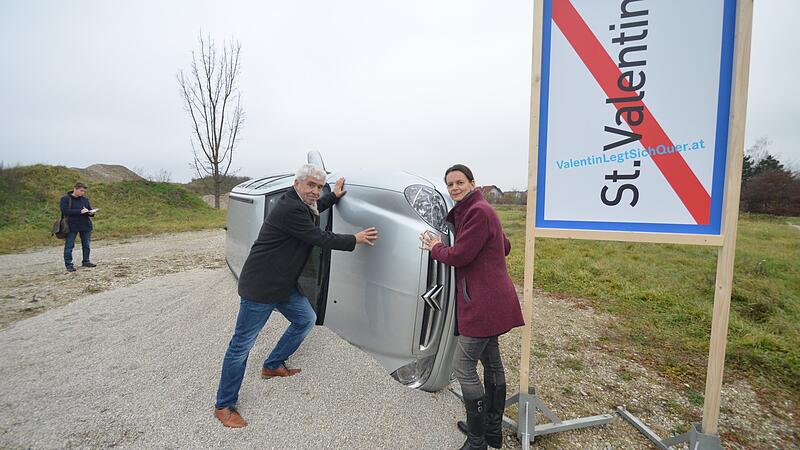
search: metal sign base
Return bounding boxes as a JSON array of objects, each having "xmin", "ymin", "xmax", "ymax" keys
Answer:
[
  {"xmin": 450, "ymin": 386, "xmax": 614, "ymax": 450},
  {"xmin": 617, "ymin": 407, "xmax": 723, "ymax": 450}
]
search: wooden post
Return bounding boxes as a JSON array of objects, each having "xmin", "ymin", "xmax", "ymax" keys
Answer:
[
  {"xmin": 519, "ymin": 0, "xmax": 545, "ymax": 400},
  {"xmin": 702, "ymin": 0, "xmax": 754, "ymax": 435}
]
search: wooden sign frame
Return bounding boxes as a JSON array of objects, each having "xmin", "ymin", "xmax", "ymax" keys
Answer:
[{"xmin": 516, "ymin": 0, "xmax": 754, "ymax": 446}]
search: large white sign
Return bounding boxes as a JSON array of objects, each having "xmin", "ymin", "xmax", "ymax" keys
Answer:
[{"xmin": 535, "ymin": 0, "xmax": 736, "ymax": 235}]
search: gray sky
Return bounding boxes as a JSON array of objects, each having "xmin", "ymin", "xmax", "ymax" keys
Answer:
[{"xmin": 1, "ymin": 0, "xmax": 797, "ymax": 190}]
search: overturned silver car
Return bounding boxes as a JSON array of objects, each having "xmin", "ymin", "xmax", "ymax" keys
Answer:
[{"xmin": 225, "ymin": 153, "xmax": 457, "ymax": 391}]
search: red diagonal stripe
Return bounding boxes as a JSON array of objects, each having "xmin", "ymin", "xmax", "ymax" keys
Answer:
[{"xmin": 552, "ymin": 0, "xmax": 711, "ymax": 224}]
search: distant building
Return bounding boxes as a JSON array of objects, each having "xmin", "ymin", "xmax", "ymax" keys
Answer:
[
  {"xmin": 507, "ymin": 190, "xmax": 527, "ymax": 201},
  {"xmin": 477, "ymin": 185, "xmax": 504, "ymax": 202},
  {"xmin": 497, "ymin": 190, "xmax": 527, "ymax": 205}
]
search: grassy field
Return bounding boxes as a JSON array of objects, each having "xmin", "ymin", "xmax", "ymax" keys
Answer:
[
  {"xmin": 495, "ymin": 204, "xmax": 799, "ymax": 402},
  {"xmin": 0, "ymin": 164, "xmax": 226, "ymax": 254}
]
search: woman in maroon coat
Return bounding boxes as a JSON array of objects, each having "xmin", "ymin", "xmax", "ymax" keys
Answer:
[{"xmin": 420, "ymin": 164, "xmax": 524, "ymax": 450}]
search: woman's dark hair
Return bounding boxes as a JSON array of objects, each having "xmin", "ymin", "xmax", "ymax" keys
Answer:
[{"xmin": 444, "ymin": 164, "xmax": 475, "ymax": 183}]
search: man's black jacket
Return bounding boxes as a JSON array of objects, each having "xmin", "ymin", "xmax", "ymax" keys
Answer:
[
  {"xmin": 238, "ymin": 188, "xmax": 356, "ymax": 303},
  {"xmin": 60, "ymin": 191, "xmax": 94, "ymax": 232}
]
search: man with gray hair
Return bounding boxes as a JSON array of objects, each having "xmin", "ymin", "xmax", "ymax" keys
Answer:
[{"xmin": 214, "ymin": 164, "xmax": 378, "ymax": 428}]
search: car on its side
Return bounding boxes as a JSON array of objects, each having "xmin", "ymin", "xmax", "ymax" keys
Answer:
[{"xmin": 225, "ymin": 152, "xmax": 457, "ymax": 391}]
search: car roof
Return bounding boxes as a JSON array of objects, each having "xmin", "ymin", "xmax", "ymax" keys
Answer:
[
  {"xmin": 231, "ymin": 173, "xmax": 295, "ymax": 195},
  {"xmin": 231, "ymin": 169, "xmax": 437, "ymax": 196}
]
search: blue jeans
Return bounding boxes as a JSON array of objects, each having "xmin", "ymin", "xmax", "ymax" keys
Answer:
[
  {"xmin": 215, "ymin": 289, "xmax": 317, "ymax": 409},
  {"xmin": 64, "ymin": 230, "xmax": 91, "ymax": 268}
]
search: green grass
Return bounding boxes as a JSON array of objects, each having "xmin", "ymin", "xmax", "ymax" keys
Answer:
[
  {"xmin": 0, "ymin": 164, "xmax": 226, "ymax": 254},
  {"xmin": 687, "ymin": 389, "xmax": 705, "ymax": 406},
  {"xmin": 556, "ymin": 357, "xmax": 586, "ymax": 372},
  {"xmin": 494, "ymin": 204, "xmax": 800, "ymax": 401}
]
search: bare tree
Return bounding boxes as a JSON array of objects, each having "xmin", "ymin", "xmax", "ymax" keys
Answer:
[
  {"xmin": 745, "ymin": 137, "xmax": 772, "ymax": 163},
  {"xmin": 151, "ymin": 169, "xmax": 173, "ymax": 183},
  {"xmin": 178, "ymin": 33, "xmax": 244, "ymax": 208}
]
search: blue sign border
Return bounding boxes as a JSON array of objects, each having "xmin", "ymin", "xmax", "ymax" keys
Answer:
[{"xmin": 535, "ymin": 0, "xmax": 737, "ymax": 235}]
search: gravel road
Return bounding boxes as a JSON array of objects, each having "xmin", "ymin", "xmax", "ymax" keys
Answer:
[
  {"xmin": 0, "ymin": 230, "xmax": 226, "ymax": 329},
  {"xmin": 0, "ymin": 267, "xmax": 466, "ymax": 449}
]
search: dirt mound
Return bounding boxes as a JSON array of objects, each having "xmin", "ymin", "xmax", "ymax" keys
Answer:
[{"xmin": 71, "ymin": 164, "xmax": 144, "ymax": 183}]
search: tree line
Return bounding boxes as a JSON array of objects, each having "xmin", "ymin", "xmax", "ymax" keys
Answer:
[{"xmin": 740, "ymin": 138, "xmax": 800, "ymax": 216}]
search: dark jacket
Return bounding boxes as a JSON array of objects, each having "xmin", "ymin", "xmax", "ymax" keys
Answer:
[
  {"xmin": 60, "ymin": 192, "xmax": 94, "ymax": 232},
  {"xmin": 431, "ymin": 190, "xmax": 524, "ymax": 337},
  {"xmin": 238, "ymin": 188, "xmax": 356, "ymax": 303}
]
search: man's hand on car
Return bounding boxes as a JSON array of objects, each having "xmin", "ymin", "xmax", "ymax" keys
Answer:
[
  {"xmin": 355, "ymin": 227, "xmax": 379, "ymax": 246},
  {"xmin": 334, "ymin": 177, "xmax": 347, "ymax": 198}
]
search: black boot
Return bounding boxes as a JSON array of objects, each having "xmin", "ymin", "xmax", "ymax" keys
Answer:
[
  {"xmin": 457, "ymin": 384, "xmax": 505, "ymax": 449},
  {"xmin": 484, "ymin": 383, "xmax": 506, "ymax": 449},
  {"xmin": 458, "ymin": 398, "xmax": 487, "ymax": 450}
]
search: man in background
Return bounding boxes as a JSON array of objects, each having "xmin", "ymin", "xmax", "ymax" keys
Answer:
[{"xmin": 60, "ymin": 182, "xmax": 97, "ymax": 272}]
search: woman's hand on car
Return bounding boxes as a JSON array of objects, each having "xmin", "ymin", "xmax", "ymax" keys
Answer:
[
  {"xmin": 419, "ymin": 230, "xmax": 442, "ymax": 251},
  {"xmin": 355, "ymin": 227, "xmax": 379, "ymax": 246}
]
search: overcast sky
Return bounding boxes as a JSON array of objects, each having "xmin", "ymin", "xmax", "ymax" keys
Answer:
[{"xmin": 1, "ymin": 0, "xmax": 796, "ymax": 190}]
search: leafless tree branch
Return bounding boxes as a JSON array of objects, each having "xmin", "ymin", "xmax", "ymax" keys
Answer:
[{"xmin": 178, "ymin": 32, "xmax": 244, "ymax": 208}]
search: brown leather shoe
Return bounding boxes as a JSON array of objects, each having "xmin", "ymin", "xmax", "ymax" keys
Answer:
[
  {"xmin": 261, "ymin": 364, "xmax": 301, "ymax": 379},
  {"xmin": 214, "ymin": 407, "xmax": 247, "ymax": 428}
]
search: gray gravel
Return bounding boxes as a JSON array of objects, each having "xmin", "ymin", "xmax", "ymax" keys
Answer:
[
  {"xmin": 0, "ymin": 268, "xmax": 466, "ymax": 449},
  {"xmin": 0, "ymin": 230, "xmax": 226, "ymax": 329}
]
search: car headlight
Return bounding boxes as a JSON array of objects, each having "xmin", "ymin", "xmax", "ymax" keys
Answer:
[{"xmin": 404, "ymin": 185, "xmax": 448, "ymax": 233}]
